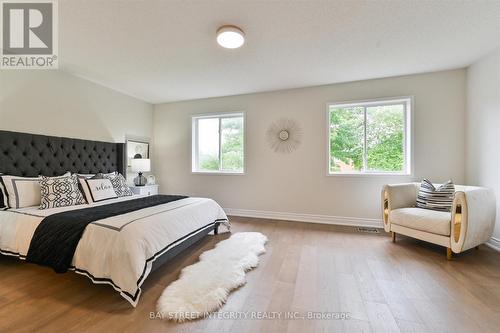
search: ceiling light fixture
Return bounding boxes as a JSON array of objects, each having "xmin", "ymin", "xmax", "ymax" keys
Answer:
[{"xmin": 216, "ymin": 25, "xmax": 245, "ymax": 49}]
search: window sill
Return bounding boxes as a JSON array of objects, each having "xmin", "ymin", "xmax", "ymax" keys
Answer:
[
  {"xmin": 327, "ymin": 172, "xmax": 413, "ymax": 178},
  {"xmin": 192, "ymin": 171, "xmax": 245, "ymax": 176}
]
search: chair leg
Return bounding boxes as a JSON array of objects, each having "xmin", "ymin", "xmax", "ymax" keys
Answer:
[
  {"xmin": 391, "ymin": 232, "xmax": 396, "ymax": 243},
  {"xmin": 447, "ymin": 248, "xmax": 452, "ymax": 260}
]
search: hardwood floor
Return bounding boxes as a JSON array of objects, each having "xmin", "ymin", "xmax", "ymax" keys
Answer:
[{"xmin": 1, "ymin": 216, "xmax": 500, "ymax": 332}]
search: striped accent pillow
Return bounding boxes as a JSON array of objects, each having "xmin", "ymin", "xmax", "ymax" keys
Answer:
[{"xmin": 416, "ymin": 179, "xmax": 455, "ymax": 212}]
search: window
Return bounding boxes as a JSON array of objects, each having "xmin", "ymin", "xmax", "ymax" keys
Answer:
[
  {"xmin": 192, "ymin": 113, "xmax": 245, "ymax": 173},
  {"xmin": 327, "ymin": 97, "xmax": 412, "ymax": 175}
]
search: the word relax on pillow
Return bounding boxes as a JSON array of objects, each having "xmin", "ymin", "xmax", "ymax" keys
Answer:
[
  {"xmin": 416, "ymin": 179, "xmax": 455, "ymax": 212},
  {"xmin": 82, "ymin": 178, "xmax": 118, "ymax": 203}
]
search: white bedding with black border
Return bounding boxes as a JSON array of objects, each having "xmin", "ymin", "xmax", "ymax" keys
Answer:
[{"xmin": 0, "ymin": 195, "xmax": 228, "ymax": 306}]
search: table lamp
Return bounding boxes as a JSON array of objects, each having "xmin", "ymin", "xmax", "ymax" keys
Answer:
[{"xmin": 131, "ymin": 158, "xmax": 150, "ymax": 186}]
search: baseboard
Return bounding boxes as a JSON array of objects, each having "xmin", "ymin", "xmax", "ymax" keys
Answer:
[
  {"xmin": 485, "ymin": 237, "xmax": 500, "ymax": 252},
  {"xmin": 224, "ymin": 208, "xmax": 383, "ymax": 228}
]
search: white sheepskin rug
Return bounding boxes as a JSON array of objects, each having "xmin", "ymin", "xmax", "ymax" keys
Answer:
[{"xmin": 156, "ymin": 232, "xmax": 268, "ymax": 322}]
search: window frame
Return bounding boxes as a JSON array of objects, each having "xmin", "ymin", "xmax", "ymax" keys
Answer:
[
  {"xmin": 326, "ymin": 96, "xmax": 413, "ymax": 177},
  {"xmin": 191, "ymin": 111, "xmax": 246, "ymax": 175}
]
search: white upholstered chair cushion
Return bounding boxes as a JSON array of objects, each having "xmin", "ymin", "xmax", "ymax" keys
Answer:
[{"xmin": 389, "ymin": 208, "xmax": 451, "ymax": 236}]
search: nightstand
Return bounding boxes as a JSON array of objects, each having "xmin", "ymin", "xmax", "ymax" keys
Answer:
[{"xmin": 130, "ymin": 184, "xmax": 159, "ymax": 196}]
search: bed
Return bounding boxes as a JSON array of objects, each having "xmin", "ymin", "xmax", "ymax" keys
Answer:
[{"xmin": 0, "ymin": 130, "xmax": 228, "ymax": 306}]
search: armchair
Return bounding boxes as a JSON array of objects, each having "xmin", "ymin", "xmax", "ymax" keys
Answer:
[{"xmin": 381, "ymin": 183, "xmax": 496, "ymax": 259}]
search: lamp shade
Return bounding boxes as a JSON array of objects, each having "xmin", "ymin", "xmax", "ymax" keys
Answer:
[{"xmin": 131, "ymin": 158, "xmax": 151, "ymax": 172}]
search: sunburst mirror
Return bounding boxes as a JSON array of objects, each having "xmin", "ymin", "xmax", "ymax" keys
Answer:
[{"xmin": 266, "ymin": 118, "xmax": 302, "ymax": 153}]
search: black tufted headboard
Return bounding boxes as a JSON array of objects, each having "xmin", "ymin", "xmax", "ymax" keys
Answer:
[{"xmin": 0, "ymin": 130, "xmax": 126, "ymax": 177}]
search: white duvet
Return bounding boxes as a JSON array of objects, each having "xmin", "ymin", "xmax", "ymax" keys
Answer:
[{"xmin": 0, "ymin": 195, "xmax": 228, "ymax": 306}]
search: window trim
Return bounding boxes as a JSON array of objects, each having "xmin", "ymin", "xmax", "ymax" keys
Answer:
[
  {"xmin": 325, "ymin": 96, "xmax": 414, "ymax": 177},
  {"xmin": 191, "ymin": 111, "xmax": 246, "ymax": 175}
]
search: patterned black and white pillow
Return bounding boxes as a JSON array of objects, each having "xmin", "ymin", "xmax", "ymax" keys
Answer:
[
  {"xmin": 105, "ymin": 173, "xmax": 133, "ymax": 197},
  {"xmin": 416, "ymin": 179, "xmax": 455, "ymax": 212},
  {"xmin": 0, "ymin": 174, "xmax": 8, "ymax": 210},
  {"xmin": 39, "ymin": 174, "xmax": 86, "ymax": 210}
]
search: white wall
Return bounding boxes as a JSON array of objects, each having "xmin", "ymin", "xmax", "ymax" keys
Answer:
[
  {"xmin": 466, "ymin": 48, "xmax": 500, "ymax": 248},
  {"xmin": 153, "ymin": 69, "xmax": 466, "ymax": 223},
  {"xmin": 0, "ymin": 70, "xmax": 153, "ymax": 143}
]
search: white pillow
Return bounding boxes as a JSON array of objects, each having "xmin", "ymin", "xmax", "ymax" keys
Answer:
[
  {"xmin": 77, "ymin": 172, "xmax": 117, "ymax": 179},
  {"xmin": 83, "ymin": 178, "xmax": 117, "ymax": 203},
  {"xmin": 1, "ymin": 175, "xmax": 41, "ymax": 209},
  {"xmin": 78, "ymin": 177, "xmax": 93, "ymax": 203},
  {"xmin": 0, "ymin": 172, "xmax": 70, "ymax": 209}
]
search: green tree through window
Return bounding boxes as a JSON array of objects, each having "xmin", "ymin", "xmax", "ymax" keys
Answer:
[
  {"xmin": 221, "ymin": 117, "xmax": 244, "ymax": 171},
  {"xmin": 329, "ymin": 99, "xmax": 409, "ymax": 174},
  {"xmin": 193, "ymin": 113, "xmax": 244, "ymax": 173}
]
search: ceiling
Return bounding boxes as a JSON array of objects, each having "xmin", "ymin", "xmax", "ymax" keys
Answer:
[{"xmin": 59, "ymin": 0, "xmax": 500, "ymax": 104}]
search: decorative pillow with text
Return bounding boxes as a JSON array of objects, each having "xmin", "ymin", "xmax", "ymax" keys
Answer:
[{"xmin": 84, "ymin": 178, "xmax": 118, "ymax": 202}]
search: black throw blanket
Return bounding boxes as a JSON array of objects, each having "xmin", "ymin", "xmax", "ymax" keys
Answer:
[{"xmin": 26, "ymin": 195, "xmax": 188, "ymax": 273}]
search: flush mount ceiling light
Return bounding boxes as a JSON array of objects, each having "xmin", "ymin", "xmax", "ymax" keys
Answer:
[{"xmin": 216, "ymin": 25, "xmax": 245, "ymax": 49}]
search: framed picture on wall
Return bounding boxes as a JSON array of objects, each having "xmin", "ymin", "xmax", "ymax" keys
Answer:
[{"xmin": 126, "ymin": 139, "xmax": 149, "ymax": 167}]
